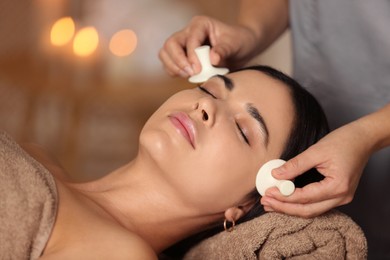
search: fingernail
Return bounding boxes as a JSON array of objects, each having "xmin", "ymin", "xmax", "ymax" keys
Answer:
[
  {"xmin": 183, "ymin": 65, "xmax": 194, "ymax": 76},
  {"xmin": 178, "ymin": 70, "xmax": 188, "ymax": 78}
]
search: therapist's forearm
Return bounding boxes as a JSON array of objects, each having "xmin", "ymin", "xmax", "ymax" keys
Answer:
[
  {"xmin": 356, "ymin": 103, "xmax": 390, "ymax": 153},
  {"xmin": 237, "ymin": 0, "xmax": 289, "ymax": 54}
]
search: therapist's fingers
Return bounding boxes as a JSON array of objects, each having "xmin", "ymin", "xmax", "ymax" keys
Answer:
[
  {"xmin": 184, "ymin": 16, "xmax": 227, "ymax": 74},
  {"xmin": 160, "ymin": 16, "xmax": 217, "ymax": 77},
  {"xmin": 260, "ymin": 178, "xmax": 352, "ymax": 218},
  {"xmin": 272, "ymin": 146, "xmax": 321, "ymax": 181},
  {"xmin": 159, "ymin": 48, "xmax": 188, "ymax": 78},
  {"xmin": 185, "ymin": 31, "xmax": 212, "ymax": 75},
  {"xmin": 265, "ymin": 176, "xmax": 349, "ymax": 205},
  {"xmin": 265, "ymin": 178, "xmax": 347, "ymax": 204},
  {"xmin": 261, "ymin": 195, "xmax": 341, "ymax": 218},
  {"xmin": 159, "ymin": 33, "xmax": 195, "ymax": 77}
]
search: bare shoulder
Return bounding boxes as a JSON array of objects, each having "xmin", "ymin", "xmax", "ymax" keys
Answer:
[
  {"xmin": 119, "ymin": 232, "xmax": 158, "ymax": 260},
  {"xmin": 41, "ymin": 228, "xmax": 157, "ymax": 260},
  {"xmin": 87, "ymin": 232, "xmax": 158, "ymax": 259}
]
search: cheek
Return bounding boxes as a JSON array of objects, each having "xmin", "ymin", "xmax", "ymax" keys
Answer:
[
  {"xmin": 137, "ymin": 91, "xmax": 194, "ymax": 157},
  {"xmin": 148, "ymin": 90, "xmax": 194, "ymax": 117},
  {"xmin": 186, "ymin": 139, "xmax": 258, "ymax": 208}
]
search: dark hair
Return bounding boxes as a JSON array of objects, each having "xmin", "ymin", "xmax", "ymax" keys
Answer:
[{"xmin": 160, "ymin": 65, "xmax": 329, "ymax": 259}]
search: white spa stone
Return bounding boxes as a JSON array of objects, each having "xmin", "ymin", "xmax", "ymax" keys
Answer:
[
  {"xmin": 256, "ymin": 159, "xmax": 295, "ymax": 197},
  {"xmin": 188, "ymin": 45, "xmax": 229, "ymax": 83}
]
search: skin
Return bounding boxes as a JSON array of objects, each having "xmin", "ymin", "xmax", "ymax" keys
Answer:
[
  {"xmin": 264, "ymin": 103, "xmax": 390, "ymax": 217},
  {"xmin": 24, "ymin": 70, "xmax": 295, "ymax": 258},
  {"xmin": 158, "ymin": 0, "xmax": 288, "ymax": 76},
  {"xmin": 138, "ymin": 71, "xmax": 294, "ymax": 214},
  {"xmin": 159, "ymin": 0, "xmax": 390, "ymax": 217}
]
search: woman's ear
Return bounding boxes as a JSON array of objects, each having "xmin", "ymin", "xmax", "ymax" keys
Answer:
[
  {"xmin": 224, "ymin": 199, "xmax": 256, "ymax": 222},
  {"xmin": 224, "ymin": 207, "xmax": 245, "ymax": 223}
]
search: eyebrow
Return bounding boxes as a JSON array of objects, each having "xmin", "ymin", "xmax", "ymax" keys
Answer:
[
  {"xmin": 214, "ymin": 74, "xmax": 270, "ymax": 146},
  {"xmin": 247, "ymin": 104, "xmax": 270, "ymax": 147},
  {"xmin": 215, "ymin": 75, "xmax": 234, "ymax": 91}
]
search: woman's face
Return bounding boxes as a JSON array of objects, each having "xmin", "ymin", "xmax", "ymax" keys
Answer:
[{"xmin": 139, "ymin": 70, "xmax": 295, "ymax": 213}]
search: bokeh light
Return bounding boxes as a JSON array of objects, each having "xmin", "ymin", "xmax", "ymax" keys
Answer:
[
  {"xmin": 73, "ymin": 27, "xmax": 99, "ymax": 57},
  {"xmin": 109, "ymin": 29, "xmax": 138, "ymax": 57},
  {"xmin": 50, "ymin": 17, "xmax": 75, "ymax": 46}
]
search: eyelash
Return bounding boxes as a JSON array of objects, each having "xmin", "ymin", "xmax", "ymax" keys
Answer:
[
  {"xmin": 198, "ymin": 86, "xmax": 250, "ymax": 145},
  {"xmin": 198, "ymin": 85, "xmax": 217, "ymax": 99},
  {"xmin": 237, "ymin": 123, "xmax": 250, "ymax": 145}
]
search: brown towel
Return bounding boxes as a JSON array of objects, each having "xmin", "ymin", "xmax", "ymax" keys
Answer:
[
  {"xmin": 184, "ymin": 210, "xmax": 367, "ymax": 260},
  {"xmin": 0, "ymin": 131, "xmax": 58, "ymax": 260}
]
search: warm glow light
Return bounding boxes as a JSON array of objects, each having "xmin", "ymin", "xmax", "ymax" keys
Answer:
[
  {"xmin": 109, "ymin": 29, "xmax": 138, "ymax": 57},
  {"xmin": 73, "ymin": 27, "xmax": 99, "ymax": 57},
  {"xmin": 50, "ymin": 17, "xmax": 75, "ymax": 46}
]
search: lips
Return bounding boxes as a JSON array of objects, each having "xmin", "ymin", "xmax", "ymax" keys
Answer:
[{"xmin": 169, "ymin": 112, "xmax": 196, "ymax": 148}]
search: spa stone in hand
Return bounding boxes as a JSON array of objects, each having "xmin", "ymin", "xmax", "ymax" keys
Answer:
[
  {"xmin": 188, "ymin": 45, "xmax": 229, "ymax": 83},
  {"xmin": 256, "ymin": 159, "xmax": 295, "ymax": 196}
]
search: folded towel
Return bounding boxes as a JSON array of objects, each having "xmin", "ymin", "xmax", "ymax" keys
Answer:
[
  {"xmin": 0, "ymin": 131, "xmax": 58, "ymax": 260},
  {"xmin": 183, "ymin": 210, "xmax": 367, "ymax": 259}
]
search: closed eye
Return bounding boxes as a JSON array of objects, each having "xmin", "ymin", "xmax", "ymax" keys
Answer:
[
  {"xmin": 198, "ymin": 86, "xmax": 217, "ymax": 99},
  {"xmin": 236, "ymin": 123, "xmax": 250, "ymax": 145},
  {"xmin": 198, "ymin": 85, "xmax": 249, "ymax": 145}
]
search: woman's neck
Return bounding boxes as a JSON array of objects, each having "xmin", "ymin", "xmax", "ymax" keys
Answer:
[{"xmin": 66, "ymin": 156, "xmax": 221, "ymax": 253}]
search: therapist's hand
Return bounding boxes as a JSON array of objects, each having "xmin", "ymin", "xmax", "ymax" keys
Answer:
[
  {"xmin": 260, "ymin": 121, "xmax": 373, "ymax": 218},
  {"xmin": 158, "ymin": 15, "xmax": 258, "ymax": 78}
]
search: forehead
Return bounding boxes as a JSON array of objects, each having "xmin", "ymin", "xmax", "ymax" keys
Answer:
[
  {"xmin": 229, "ymin": 70, "xmax": 295, "ymax": 156},
  {"xmin": 227, "ymin": 70, "xmax": 291, "ymax": 98}
]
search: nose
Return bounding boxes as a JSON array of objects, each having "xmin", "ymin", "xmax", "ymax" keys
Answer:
[{"xmin": 194, "ymin": 97, "xmax": 216, "ymax": 127}]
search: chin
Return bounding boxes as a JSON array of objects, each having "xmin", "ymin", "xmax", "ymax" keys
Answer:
[{"xmin": 138, "ymin": 127, "xmax": 174, "ymax": 164}]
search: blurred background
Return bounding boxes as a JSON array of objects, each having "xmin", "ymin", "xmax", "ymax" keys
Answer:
[{"xmin": 0, "ymin": 0, "xmax": 291, "ymax": 180}]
